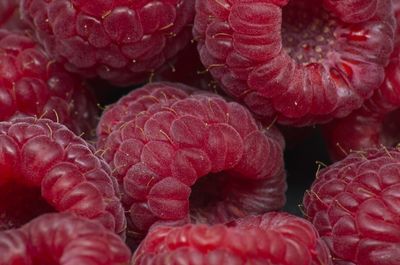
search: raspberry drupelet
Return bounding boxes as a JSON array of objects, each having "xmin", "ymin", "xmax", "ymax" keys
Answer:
[
  {"xmin": 0, "ymin": 29, "xmax": 98, "ymax": 138},
  {"xmin": 132, "ymin": 212, "xmax": 332, "ymax": 265},
  {"xmin": 0, "ymin": 213, "xmax": 131, "ymax": 265},
  {"xmin": 0, "ymin": 117, "xmax": 126, "ymax": 235},
  {"xmin": 97, "ymin": 82, "xmax": 286, "ymax": 240},
  {"xmin": 193, "ymin": 0, "xmax": 396, "ymax": 126},
  {"xmin": 303, "ymin": 148, "xmax": 400, "ymax": 265},
  {"xmin": 20, "ymin": 0, "xmax": 195, "ymax": 86}
]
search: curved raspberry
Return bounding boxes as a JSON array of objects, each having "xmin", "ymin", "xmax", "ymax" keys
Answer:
[
  {"xmin": 0, "ymin": 117, "xmax": 126, "ymax": 234},
  {"xmin": 132, "ymin": 212, "xmax": 332, "ymax": 265},
  {"xmin": 98, "ymin": 82, "xmax": 286, "ymax": 239},
  {"xmin": 0, "ymin": 213, "xmax": 131, "ymax": 265},
  {"xmin": 20, "ymin": 0, "xmax": 195, "ymax": 86},
  {"xmin": 193, "ymin": 0, "xmax": 396, "ymax": 126},
  {"xmin": 0, "ymin": 29, "xmax": 98, "ymax": 138},
  {"xmin": 322, "ymin": 2, "xmax": 400, "ymax": 161},
  {"xmin": 303, "ymin": 148, "xmax": 400, "ymax": 264}
]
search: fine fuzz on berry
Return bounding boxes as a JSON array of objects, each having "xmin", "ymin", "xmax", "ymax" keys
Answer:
[
  {"xmin": 193, "ymin": 0, "xmax": 396, "ymax": 126},
  {"xmin": 20, "ymin": 0, "xmax": 195, "ymax": 86},
  {"xmin": 303, "ymin": 148, "xmax": 400, "ymax": 265},
  {"xmin": 0, "ymin": 117, "xmax": 126, "ymax": 234},
  {"xmin": 132, "ymin": 212, "xmax": 332, "ymax": 265},
  {"xmin": 98, "ymin": 82, "xmax": 286, "ymax": 239},
  {"xmin": 0, "ymin": 29, "xmax": 98, "ymax": 137},
  {"xmin": 0, "ymin": 213, "xmax": 131, "ymax": 265}
]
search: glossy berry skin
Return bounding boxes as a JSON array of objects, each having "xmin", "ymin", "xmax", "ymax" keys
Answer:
[
  {"xmin": 20, "ymin": 0, "xmax": 195, "ymax": 86},
  {"xmin": 322, "ymin": 1, "xmax": 400, "ymax": 161},
  {"xmin": 132, "ymin": 212, "xmax": 332, "ymax": 265},
  {"xmin": 193, "ymin": 0, "xmax": 396, "ymax": 126},
  {"xmin": 0, "ymin": 213, "xmax": 131, "ymax": 265},
  {"xmin": 303, "ymin": 148, "xmax": 400, "ymax": 265},
  {"xmin": 98, "ymin": 82, "xmax": 286, "ymax": 239},
  {"xmin": 0, "ymin": 29, "xmax": 98, "ymax": 137},
  {"xmin": 0, "ymin": 117, "xmax": 126, "ymax": 235}
]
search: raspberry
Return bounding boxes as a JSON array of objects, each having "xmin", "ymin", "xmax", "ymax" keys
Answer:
[
  {"xmin": 193, "ymin": 0, "xmax": 396, "ymax": 126},
  {"xmin": 98, "ymin": 82, "xmax": 286, "ymax": 240},
  {"xmin": 0, "ymin": 117, "xmax": 126, "ymax": 234},
  {"xmin": 132, "ymin": 212, "xmax": 332, "ymax": 265},
  {"xmin": 0, "ymin": 29, "xmax": 98, "ymax": 138},
  {"xmin": 303, "ymin": 148, "xmax": 400, "ymax": 265},
  {"xmin": 0, "ymin": 213, "xmax": 131, "ymax": 265},
  {"xmin": 20, "ymin": 0, "xmax": 195, "ymax": 86},
  {"xmin": 322, "ymin": 2, "xmax": 400, "ymax": 161}
]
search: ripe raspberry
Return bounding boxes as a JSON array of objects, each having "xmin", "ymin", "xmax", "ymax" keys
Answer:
[
  {"xmin": 0, "ymin": 213, "xmax": 131, "ymax": 265},
  {"xmin": 193, "ymin": 0, "xmax": 396, "ymax": 126},
  {"xmin": 98, "ymin": 82, "xmax": 286, "ymax": 240},
  {"xmin": 303, "ymin": 148, "xmax": 400, "ymax": 265},
  {"xmin": 322, "ymin": 2, "xmax": 400, "ymax": 161},
  {"xmin": 132, "ymin": 212, "xmax": 332, "ymax": 265},
  {"xmin": 0, "ymin": 117, "xmax": 126, "ymax": 235},
  {"xmin": 0, "ymin": 29, "xmax": 98, "ymax": 138},
  {"xmin": 20, "ymin": 0, "xmax": 195, "ymax": 86}
]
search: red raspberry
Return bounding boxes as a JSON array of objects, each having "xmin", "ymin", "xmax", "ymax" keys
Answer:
[
  {"xmin": 0, "ymin": 117, "xmax": 126, "ymax": 235},
  {"xmin": 0, "ymin": 29, "xmax": 98, "ymax": 138},
  {"xmin": 0, "ymin": 213, "xmax": 131, "ymax": 265},
  {"xmin": 322, "ymin": 2, "xmax": 400, "ymax": 161},
  {"xmin": 193, "ymin": 0, "xmax": 396, "ymax": 126},
  {"xmin": 98, "ymin": 82, "xmax": 286, "ymax": 240},
  {"xmin": 132, "ymin": 212, "xmax": 332, "ymax": 265},
  {"xmin": 303, "ymin": 148, "xmax": 400, "ymax": 265},
  {"xmin": 20, "ymin": 0, "xmax": 195, "ymax": 86}
]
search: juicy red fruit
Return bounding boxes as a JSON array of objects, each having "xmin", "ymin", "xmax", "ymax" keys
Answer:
[
  {"xmin": 193, "ymin": 0, "xmax": 396, "ymax": 126},
  {"xmin": 133, "ymin": 212, "xmax": 332, "ymax": 265},
  {"xmin": 0, "ymin": 29, "xmax": 98, "ymax": 138},
  {"xmin": 303, "ymin": 148, "xmax": 400, "ymax": 265},
  {"xmin": 98, "ymin": 82, "xmax": 286, "ymax": 239},
  {"xmin": 20, "ymin": 0, "xmax": 195, "ymax": 86},
  {"xmin": 0, "ymin": 213, "xmax": 131, "ymax": 265},
  {"xmin": 0, "ymin": 117, "xmax": 126, "ymax": 235}
]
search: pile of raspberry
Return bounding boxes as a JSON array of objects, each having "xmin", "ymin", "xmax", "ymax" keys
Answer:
[{"xmin": 0, "ymin": 0, "xmax": 400, "ymax": 264}]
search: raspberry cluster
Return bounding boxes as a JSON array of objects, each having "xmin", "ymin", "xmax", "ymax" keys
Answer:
[{"xmin": 1, "ymin": 0, "xmax": 400, "ymax": 264}]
